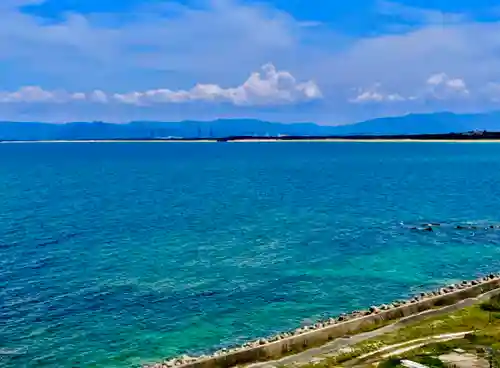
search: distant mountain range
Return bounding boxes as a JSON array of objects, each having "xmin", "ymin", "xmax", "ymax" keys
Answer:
[{"xmin": 1, "ymin": 112, "xmax": 499, "ymax": 141}]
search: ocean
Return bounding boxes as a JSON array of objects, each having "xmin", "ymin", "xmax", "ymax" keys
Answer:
[{"xmin": 2, "ymin": 142, "xmax": 500, "ymax": 367}]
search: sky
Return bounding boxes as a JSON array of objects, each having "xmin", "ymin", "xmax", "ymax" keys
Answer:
[{"xmin": 1, "ymin": 0, "xmax": 500, "ymax": 124}]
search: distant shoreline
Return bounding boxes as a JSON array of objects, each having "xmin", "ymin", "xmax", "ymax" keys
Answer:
[{"xmin": 3, "ymin": 138, "xmax": 500, "ymax": 144}]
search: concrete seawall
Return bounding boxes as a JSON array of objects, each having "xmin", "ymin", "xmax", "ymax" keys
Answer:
[{"xmin": 149, "ymin": 276, "xmax": 500, "ymax": 368}]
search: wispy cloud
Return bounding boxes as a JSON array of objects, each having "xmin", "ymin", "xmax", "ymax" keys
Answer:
[
  {"xmin": 0, "ymin": 0, "xmax": 302, "ymax": 90},
  {"xmin": 2, "ymin": 0, "xmax": 500, "ymax": 122}
]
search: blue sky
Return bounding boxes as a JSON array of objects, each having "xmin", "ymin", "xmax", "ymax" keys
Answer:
[{"xmin": 1, "ymin": 0, "xmax": 500, "ymax": 124}]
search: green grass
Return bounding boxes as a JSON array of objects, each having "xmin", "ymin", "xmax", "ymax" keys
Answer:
[
  {"xmin": 376, "ymin": 331, "xmax": 500, "ymax": 368},
  {"xmin": 414, "ymin": 355, "xmax": 447, "ymax": 368},
  {"xmin": 480, "ymin": 294, "xmax": 500, "ymax": 312},
  {"xmin": 357, "ymin": 305, "xmax": 500, "ymax": 348}
]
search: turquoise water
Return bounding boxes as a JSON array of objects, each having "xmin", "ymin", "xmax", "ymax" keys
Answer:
[{"xmin": 2, "ymin": 142, "xmax": 500, "ymax": 367}]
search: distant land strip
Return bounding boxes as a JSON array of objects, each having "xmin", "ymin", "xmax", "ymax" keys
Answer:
[
  {"xmin": 3, "ymin": 131, "xmax": 500, "ymax": 143},
  {"xmin": 216, "ymin": 131, "xmax": 500, "ymax": 141}
]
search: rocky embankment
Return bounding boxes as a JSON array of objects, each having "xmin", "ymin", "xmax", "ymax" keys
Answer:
[{"xmin": 144, "ymin": 273, "xmax": 500, "ymax": 368}]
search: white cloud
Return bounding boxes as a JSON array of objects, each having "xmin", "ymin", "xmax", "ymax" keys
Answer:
[
  {"xmin": 425, "ymin": 73, "xmax": 469, "ymax": 98},
  {"xmin": 350, "ymin": 84, "xmax": 406, "ymax": 103},
  {"xmin": 71, "ymin": 92, "xmax": 86, "ymax": 101},
  {"xmin": 0, "ymin": 86, "xmax": 54, "ymax": 103},
  {"xmin": 2, "ymin": 0, "xmax": 500, "ymax": 122},
  {"xmin": 0, "ymin": 86, "xmax": 94, "ymax": 103},
  {"xmin": 351, "ymin": 73, "xmax": 471, "ymax": 104},
  {"xmin": 89, "ymin": 90, "xmax": 108, "ymax": 103},
  {"xmin": 0, "ymin": 64, "xmax": 321, "ymax": 106},
  {"xmin": 0, "ymin": 0, "xmax": 300, "ymax": 91}
]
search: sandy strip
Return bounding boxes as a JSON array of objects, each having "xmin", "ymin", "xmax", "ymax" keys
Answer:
[{"xmin": 229, "ymin": 139, "xmax": 500, "ymax": 143}]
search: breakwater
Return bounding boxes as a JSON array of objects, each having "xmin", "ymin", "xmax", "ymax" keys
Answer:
[{"xmin": 145, "ymin": 274, "xmax": 500, "ymax": 368}]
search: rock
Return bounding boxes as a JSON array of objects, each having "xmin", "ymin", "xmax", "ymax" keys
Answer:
[
  {"xmin": 259, "ymin": 339, "xmax": 268, "ymax": 345},
  {"xmin": 369, "ymin": 306, "xmax": 380, "ymax": 313}
]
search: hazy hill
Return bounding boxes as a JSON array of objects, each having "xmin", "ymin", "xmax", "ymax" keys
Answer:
[{"xmin": 1, "ymin": 112, "xmax": 499, "ymax": 140}]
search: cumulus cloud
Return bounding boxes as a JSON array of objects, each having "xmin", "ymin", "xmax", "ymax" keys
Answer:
[
  {"xmin": 351, "ymin": 73, "xmax": 472, "ymax": 104},
  {"xmin": 0, "ymin": 64, "xmax": 321, "ymax": 106},
  {"xmin": 425, "ymin": 73, "xmax": 469, "ymax": 99},
  {"xmin": 2, "ymin": 0, "xmax": 500, "ymax": 122},
  {"xmin": 350, "ymin": 84, "xmax": 406, "ymax": 103}
]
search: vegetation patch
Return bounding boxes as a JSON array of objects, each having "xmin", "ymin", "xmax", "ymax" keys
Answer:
[
  {"xmin": 295, "ymin": 297, "xmax": 500, "ymax": 368},
  {"xmin": 480, "ymin": 294, "xmax": 500, "ymax": 312}
]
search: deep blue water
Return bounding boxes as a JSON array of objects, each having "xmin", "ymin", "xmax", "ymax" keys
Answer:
[{"xmin": 2, "ymin": 142, "xmax": 500, "ymax": 367}]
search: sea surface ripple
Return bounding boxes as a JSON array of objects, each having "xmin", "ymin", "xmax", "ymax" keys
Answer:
[{"xmin": 1, "ymin": 142, "xmax": 500, "ymax": 367}]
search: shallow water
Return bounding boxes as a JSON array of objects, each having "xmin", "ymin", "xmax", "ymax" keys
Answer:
[{"xmin": 1, "ymin": 142, "xmax": 500, "ymax": 367}]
